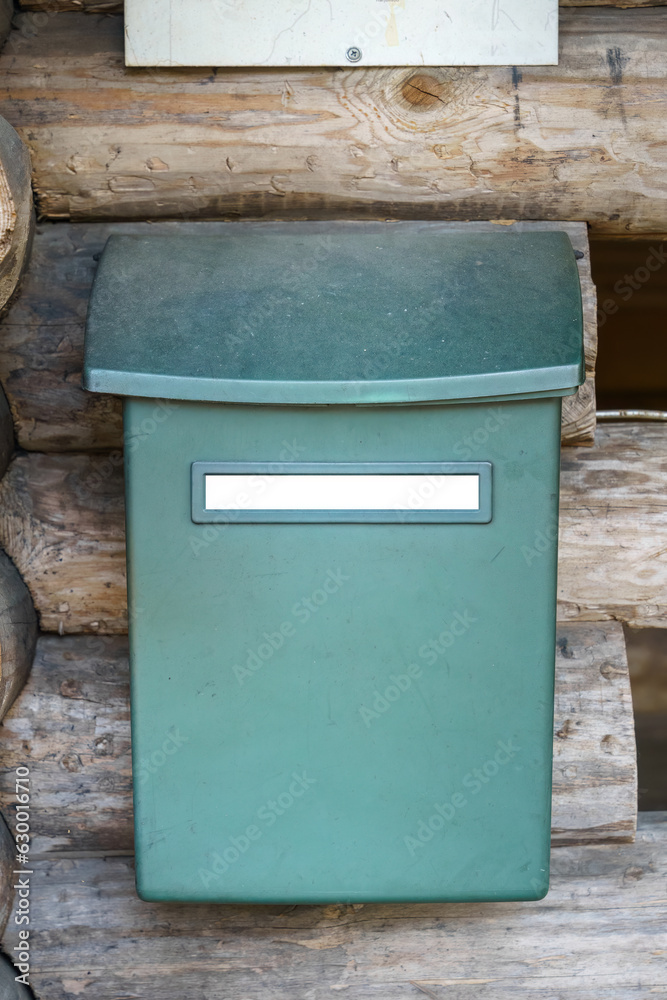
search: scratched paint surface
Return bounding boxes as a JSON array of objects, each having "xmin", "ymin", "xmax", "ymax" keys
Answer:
[{"xmin": 124, "ymin": 0, "xmax": 558, "ymax": 67}]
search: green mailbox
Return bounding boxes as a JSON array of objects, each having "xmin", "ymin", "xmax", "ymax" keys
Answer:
[{"xmin": 83, "ymin": 223, "xmax": 584, "ymax": 904}]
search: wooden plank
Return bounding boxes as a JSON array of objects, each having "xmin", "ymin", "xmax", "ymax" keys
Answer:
[
  {"xmin": 0, "ymin": 424, "xmax": 662, "ymax": 634},
  {"xmin": 0, "ymin": 624, "xmax": 636, "ymax": 855},
  {"xmin": 2, "ymin": 815, "xmax": 664, "ymax": 1000},
  {"xmin": 16, "ymin": 0, "xmax": 667, "ymax": 9},
  {"xmin": 0, "ymin": 11, "xmax": 666, "ymax": 237},
  {"xmin": 0, "ymin": 220, "xmax": 597, "ymax": 452}
]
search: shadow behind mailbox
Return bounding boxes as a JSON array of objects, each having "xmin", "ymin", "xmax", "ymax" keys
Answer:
[{"xmin": 83, "ymin": 224, "xmax": 584, "ymax": 903}]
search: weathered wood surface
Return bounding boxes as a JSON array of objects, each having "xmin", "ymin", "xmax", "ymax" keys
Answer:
[
  {"xmin": 0, "ymin": 2, "xmax": 12, "ymax": 48},
  {"xmin": 0, "ymin": 116, "xmax": 33, "ymax": 317},
  {"xmin": 17, "ymin": 0, "xmax": 667, "ymax": 10},
  {"xmin": 551, "ymin": 623, "xmax": 636, "ymax": 844},
  {"xmin": 562, "ymin": 0, "xmax": 666, "ymax": 4},
  {"xmin": 0, "ymin": 424, "xmax": 662, "ymax": 635},
  {"xmin": 1, "ymin": 815, "xmax": 664, "ymax": 1000},
  {"xmin": 0, "ymin": 624, "xmax": 636, "ymax": 855},
  {"xmin": 558, "ymin": 422, "xmax": 667, "ymax": 628},
  {"xmin": 0, "ymin": 11, "xmax": 666, "ymax": 237},
  {"xmin": 0, "ymin": 635, "xmax": 132, "ymax": 854},
  {"xmin": 0, "ymin": 452, "xmax": 127, "ymax": 634},
  {"xmin": 0, "ymin": 549, "xmax": 37, "ymax": 721},
  {"xmin": 0, "ymin": 386, "xmax": 14, "ymax": 481},
  {"xmin": 0, "ymin": 220, "xmax": 596, "ymax": 453}
]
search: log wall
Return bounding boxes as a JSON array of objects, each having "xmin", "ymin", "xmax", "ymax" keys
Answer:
[
  {"xmin": 0, "ymin": 10, "xmax": 666, "ymax": 237},
  {"xmin": 1, "ymin": 8, "xmax": 663, "ymax": 999}
]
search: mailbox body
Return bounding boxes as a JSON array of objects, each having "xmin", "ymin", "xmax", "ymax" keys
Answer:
[{"xmin": 84, "ymin": 225, "xmax": 584, "ymax": 903}]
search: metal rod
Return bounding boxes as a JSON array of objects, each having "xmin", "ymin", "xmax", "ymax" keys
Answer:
[{"xmin": 596, "ymin": 410, "xmax": 667, "ymax": 422}]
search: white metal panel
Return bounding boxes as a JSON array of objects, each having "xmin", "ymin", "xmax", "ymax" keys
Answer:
[
  {"xmin": 124, "ymin": 0, "xmax": 558, "ymax": 68},
  {"xmin": 204, "ymin": 473, "xmax": 481, "ymax": 512}
]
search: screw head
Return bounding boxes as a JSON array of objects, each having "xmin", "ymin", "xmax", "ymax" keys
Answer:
[{"xmin": 346, "ymin": 47, "xmax": 362, "ymax": 63}]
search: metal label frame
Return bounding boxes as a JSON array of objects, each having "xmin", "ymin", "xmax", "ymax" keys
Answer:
[{"xmin": 191, "ymin": 462, "xmax": 492, "ymax": 524}]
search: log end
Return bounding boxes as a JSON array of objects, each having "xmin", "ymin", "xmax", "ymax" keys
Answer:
[
  {"xmin": 0, "ymin": 116, "xmax": 34, "ymax": 317},
  {"xmin": 0, "ymin": 549, "xmax": 38, "ymax": 721}
]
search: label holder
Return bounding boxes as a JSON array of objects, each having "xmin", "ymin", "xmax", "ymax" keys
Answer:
[{"xmin": 191, "ymin": 462, "xmax": 492, "ymax": 524}]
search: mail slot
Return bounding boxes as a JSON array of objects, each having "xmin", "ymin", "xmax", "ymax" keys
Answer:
[{"xmin": 83, "ymin": 223, "xmax": 584, "ymax": 904}]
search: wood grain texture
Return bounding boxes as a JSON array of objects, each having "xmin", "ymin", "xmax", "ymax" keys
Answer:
[
  {"xmin": 19, "ymin": 0, "xmax": 122, "ymax": 9},
  {"xmin": 0, "ymin": 624, "xmax": 636, "ymax": 855},
  {"xmin": 562, "ymin": 0, "xmax": 667, "ymax": 4},
  {"xmin": 0, "ymin": 116, "xmax": 33, "ymax": 317},
  {"xmin": 16, "ymin": 0, "xmax": 667, "ymax": 9},
  {"xmin": 0, "ymin": 11, "xmax": 666, "ymax": 236},
  {"xmin": 0, "ymin": 452, "xmax": 127, "ymax": 634},
  {"xmin": 558, "ymin": 422, "xmax": 667, "ymax": 628},
  {"xmin": 0, "ymin": 220, "xmax": 596, "ymax": 452},
  {"xmin": 0, "ymin": 424, "xmax": 661, "ymax": 634},
  {"xmin": 551, "ymin": 623, "xmax": 636, "ymax": 844},
  {"xmin": 0, "ymin": 549, "xmax": 37, "ymax": 722},
  {"xmin": 2, "ymin": 815, "xmax": 665, "ymax": 1000}
]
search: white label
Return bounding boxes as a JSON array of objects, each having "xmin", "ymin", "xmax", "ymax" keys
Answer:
[
  {"xmin": 205, "ymin": 474, "xmax": 480, "ymax": 512},
  {"xmin": 125, "ymin": 0, "xmax": 558, "ymax": 68}
]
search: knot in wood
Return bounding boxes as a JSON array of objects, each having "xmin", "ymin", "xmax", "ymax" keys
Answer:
[{"xmin": 401, "ymin": 74, "xmax": 447, "ymax": 111}]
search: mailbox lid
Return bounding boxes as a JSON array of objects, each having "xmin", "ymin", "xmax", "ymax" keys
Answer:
[{"xmin": 84, "ymin": 226, "xmax": 584, "ymax": 405}]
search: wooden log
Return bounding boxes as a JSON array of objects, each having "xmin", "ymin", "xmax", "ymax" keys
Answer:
[
  {"xmin": 0, "ymin": 424, "xmax": 662, "ymax": 634},
  {"xmin": 0, "ymin": 549, "xmax": 37, "ymax": 721},
  {"xmin": 16, "ymin": 0, "xmax": 667, "ymax": 10},
  {"xmin": 0, "ymin": 624, "xmax": 636, "ymax": 854},
  {"xmin": 0, "ymin": 11, "xmax": 666, "ymax": 237},
  {"xmin": 0, "ymin": 117, "xmax": 33, "ymax": 318},
  {"xmin": 558, "ymin": 422, "xmax": 667, "ymax": 628},
  {"xmin": 0, "ymin": 452, "xmax": 127, "ymax": 635},
  {"xmin": 1, "ymin": 815, "xmax": 664, "ymax": 1000},
  {"xmin": 562, "ymin": 0, "xmax": 667, "ymax": 5},
  {"xmin": 0, "ymin": 2, "xmax": 12, "ymax": 49},
  {"xmin": 551, "ymin": 623, "xmax": 636, "ymax": 844},
  {"xmin": 0, "ymin": 220, "xmax": 596, "ymax": 453},
  {"xmin": 19, "ymin": 0, "xmax": 122, "ymax": 9}
]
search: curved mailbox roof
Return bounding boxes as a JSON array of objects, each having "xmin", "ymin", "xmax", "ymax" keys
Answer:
[{"xmin": 83, "ymin": 225, "xmax": 584, "ymax": 405}]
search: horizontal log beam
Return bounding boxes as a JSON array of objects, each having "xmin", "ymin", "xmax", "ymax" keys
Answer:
[
  {"xmin": 562, "ymin": 0, "xmax": 667, "ymax": 5},
  {"xmin": 15, "ymin": 1, "xmax": 667, "ymax": 14},
  {"xmin": 0, "ymin": 220, "xmax": 597, "ymax": 452},
  {"xmin": 2, "ymin": 816, "xmax": 664, "ymax": 999},
  {"xmin": 0, "ymin": 423, "xmax": 663, "ymax": 634},
  {"xmin": 0, "ymin": 624, "xmax": 637, "ymax": 854},
  {"xmin": 0, "ymin": 11, "xmax": 665, "ymax": 235}
]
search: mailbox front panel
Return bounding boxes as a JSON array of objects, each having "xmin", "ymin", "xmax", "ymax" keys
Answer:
[{"xmin": 125, "ymin": 396, "xmax": 561, "ymax": 903}]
